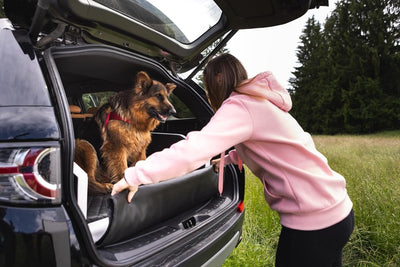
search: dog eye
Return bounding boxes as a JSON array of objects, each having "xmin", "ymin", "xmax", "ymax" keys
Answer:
[{"xmin": 156, "ymin": 93, "xmax": 164, "ymax": 100}]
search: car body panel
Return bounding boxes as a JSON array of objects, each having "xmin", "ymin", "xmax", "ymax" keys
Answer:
[
  {"xmin": 215, "ymin": 0, "xmax": 328, "ymax": 28},
  {"xmin": 0, "ymin": 107, "xmax": 60, "ymax": 141},
  {"xmin": 0, "ymin": 205, "xmax": 75, "ymax": 266}
]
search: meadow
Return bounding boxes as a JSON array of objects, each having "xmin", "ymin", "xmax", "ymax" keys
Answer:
[{"xmin": 223, "ymin": 131, "xmax": 400, "ymax": 267}]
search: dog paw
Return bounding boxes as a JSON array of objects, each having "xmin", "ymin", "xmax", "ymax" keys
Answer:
[{"xmin": 106, "ymin": 183, "xmax": 114, "ymax": 192}]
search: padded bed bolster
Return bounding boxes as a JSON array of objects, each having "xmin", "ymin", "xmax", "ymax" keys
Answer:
[{"xmin": 97, "ymin": 166, "xmax": 218, "ymax": 246}]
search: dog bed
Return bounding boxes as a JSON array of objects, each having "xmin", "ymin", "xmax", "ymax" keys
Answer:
[{"xmin": 96, "ymin": 165, "xmax": 218, "ymax": 247}]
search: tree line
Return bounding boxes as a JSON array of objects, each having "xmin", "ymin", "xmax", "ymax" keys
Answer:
[{"xmin": 289, "ymin": 0, "xmax": 400, "ymax": 134}]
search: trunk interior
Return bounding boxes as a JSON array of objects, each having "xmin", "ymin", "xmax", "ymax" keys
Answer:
[{"xmin": 48, "ymin": 44, "xmax": 241, "ymax": 263}]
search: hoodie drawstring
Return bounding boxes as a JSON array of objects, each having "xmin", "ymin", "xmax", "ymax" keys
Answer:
[
  {"xmin": 218, "ymin": 152, "xmax": 225, "ymax": 196},
  {"xmin": 218, "ymin": 152, "xmax": 243, "ymax": 196}
]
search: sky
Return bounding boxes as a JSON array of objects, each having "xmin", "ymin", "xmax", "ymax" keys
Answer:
[{"xmin": 227, "ymin": 1, "xmax": 338, "ymax": 89}]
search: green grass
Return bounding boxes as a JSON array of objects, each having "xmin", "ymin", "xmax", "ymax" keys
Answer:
[{"xmin": 223, "ymin": 131, "xmax": 400, "ymax": 267}]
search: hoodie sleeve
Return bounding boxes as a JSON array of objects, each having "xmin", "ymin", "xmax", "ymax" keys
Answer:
[{"xmin": 124, "ymin": 97, "xmax": 253, "ymax": 186}]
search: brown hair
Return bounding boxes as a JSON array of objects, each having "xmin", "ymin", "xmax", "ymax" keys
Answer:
[{"xmin": 203, "ymin": 53, "xmax": 248, "ymax": 111}]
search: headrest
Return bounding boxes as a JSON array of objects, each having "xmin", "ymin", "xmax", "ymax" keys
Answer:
[{"xmin": 69, "ymin": 105, "xmax": 82, "ymax": 114}]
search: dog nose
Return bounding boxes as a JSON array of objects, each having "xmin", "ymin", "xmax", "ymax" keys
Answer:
[{"xmin": 169, "ymin": 107, "xmax": 176, "ymax": 115}]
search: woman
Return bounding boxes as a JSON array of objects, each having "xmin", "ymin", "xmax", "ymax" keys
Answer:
[{"xmin": 112, "ymin": 53, "xmax": 354, "ymax": 266}]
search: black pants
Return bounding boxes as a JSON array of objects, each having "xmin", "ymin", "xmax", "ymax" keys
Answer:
[{"xmin": 276, "ymin": 209, "xmax": 354, "ymax": 267}]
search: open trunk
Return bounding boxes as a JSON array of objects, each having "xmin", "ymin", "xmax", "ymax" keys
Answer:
[{"xmin": 44, "ymin": 44, "xmax": 244, "ymax": 265}]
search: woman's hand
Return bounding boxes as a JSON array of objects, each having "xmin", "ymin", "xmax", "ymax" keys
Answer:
[{"xmin": 111, "ymin": 178, "xmax": 138, "ymax": 203}]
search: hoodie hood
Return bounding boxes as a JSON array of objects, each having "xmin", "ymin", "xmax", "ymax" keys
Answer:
[{"xmin": 236, "ymin": 72, "xmax": 292, "ymax": 112}]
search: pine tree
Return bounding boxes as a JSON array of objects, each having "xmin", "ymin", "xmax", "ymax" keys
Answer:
[
  {"xmin": 290, "ymin": 16, "xmax": 334, "ymax": 133},
  {"xmin": 328, "ymin": 0, "xmax": 400, "ymax": 133},
  {"xmin": 291, "ymin": 0, "xmax": 400, "ymax": 134}
]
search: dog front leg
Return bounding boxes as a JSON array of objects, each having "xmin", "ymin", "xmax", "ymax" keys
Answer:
[
  {"xmin": 126, "ymin": 149, "xmax": 147, "ymax": 169},
  {"xmin": 101, "ymin": 142, "xmax": 128, "ymax": 184}
]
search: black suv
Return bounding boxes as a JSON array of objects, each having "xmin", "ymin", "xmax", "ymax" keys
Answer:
[{"xmin": 0, "ymin": 0, "xmax": 327, "ymax": 266}]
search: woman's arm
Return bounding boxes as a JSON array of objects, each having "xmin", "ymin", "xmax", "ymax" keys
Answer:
[{"xmin": 112, "ymin": 97, "xmax": 253, "ymax": 202}]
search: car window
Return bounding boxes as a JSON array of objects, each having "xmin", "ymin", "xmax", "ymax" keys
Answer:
[
  {"xmin": 169, "ymin": 94, "xmax": 194, "ymax": 119},
  {"xmin": 82, "ymin": 92, "xmax": 194, "ymax": 119},
  {"xmin": 82, "ymin": 91, "xmax": 114, "ymax": 111},
  {"xmin": 93, "ymin": 0, "xmax": 222, "ymax": 43},
  {"xmin": 0, "ymin": 30, "xmax": 51, "ymax": 106}
]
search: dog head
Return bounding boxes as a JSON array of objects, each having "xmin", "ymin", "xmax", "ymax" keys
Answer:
[{"xmin": 133, "ymin": 71, "xmax": 176, "ymax": 123}]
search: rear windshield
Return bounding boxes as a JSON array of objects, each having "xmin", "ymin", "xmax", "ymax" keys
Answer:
[
  {"xmin": 93, "ymin": 0, "xmax": 222, "ymax": 43},
  {"xmin": 0, "ymin": 30, "xmax": 51, "ymax": 106}
]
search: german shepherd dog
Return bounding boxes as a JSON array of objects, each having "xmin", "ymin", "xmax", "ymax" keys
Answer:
[{"xmin": 75, "ymin": 71, "xmax": 176, "ymax": 195}]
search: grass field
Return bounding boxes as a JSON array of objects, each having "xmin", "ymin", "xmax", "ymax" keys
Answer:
[{"xmin": 223, "ymin": 130, "xmax": 400, "ymax": 267}]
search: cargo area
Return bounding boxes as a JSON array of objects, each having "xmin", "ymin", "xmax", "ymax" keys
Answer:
[{"xmin": 47, "ymin": 44, "xmax": 243, "ymax": 264}]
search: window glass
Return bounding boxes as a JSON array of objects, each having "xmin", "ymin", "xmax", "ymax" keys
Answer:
[
  {"xmin": 93, "ymin": 0, "xmax": 222, "ymax": 43},
  {"xmin": 82, "ymin": 91, "xmax": 114, "ymax": 111},
  {"xmin": 169, "ymin": 94, "xmax": 194, "ymax": 118},
  {"xmin": 0, "ymin": 30, "xmax": 51, "ymax": 106}
]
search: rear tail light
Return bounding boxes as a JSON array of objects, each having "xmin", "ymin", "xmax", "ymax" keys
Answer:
[
  {"xmin": 0, "ymin": 146, "xmax": 61, "ymax": 204},
  {"xmin": 237, "ymin": 201, "xmax": 244, "ymax": 213}
]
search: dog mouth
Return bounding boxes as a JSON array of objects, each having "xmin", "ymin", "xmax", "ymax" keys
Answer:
[{"xmin": 149, "ymin": 108, "xmax": 175, "ymax": 123}]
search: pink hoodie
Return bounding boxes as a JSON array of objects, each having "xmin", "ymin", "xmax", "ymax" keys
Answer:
[{"xmin": 124, "ymin": 71, "xmax": 353, "ymax": 231}]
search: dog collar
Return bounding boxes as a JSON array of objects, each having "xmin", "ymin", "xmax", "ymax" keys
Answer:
[{"xmin": 105, "ymin": 111, "xmax": 130, "ymax": 129}]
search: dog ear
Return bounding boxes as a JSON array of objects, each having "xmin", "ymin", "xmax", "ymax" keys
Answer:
[
  {"xmin": 165, "ymin": 83, "xmax": 176, "ymax": 94},
  {"xmin": 135, "ymin": 71, "xmax": 152, "ymax": 94}
]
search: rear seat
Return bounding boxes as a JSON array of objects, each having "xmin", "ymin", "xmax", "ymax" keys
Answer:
[
  {"xmin": 69, "ymin": 104, "xmax": 94, "ymax": 119},
  {"xmin": 69, "ymin": 105, "xmax": 95, "ymax": 136}
]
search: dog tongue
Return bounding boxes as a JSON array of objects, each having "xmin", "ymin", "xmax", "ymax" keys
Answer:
[{"xmin": 159, "ymin": 114, "xmax": 168, "ymax": 122}]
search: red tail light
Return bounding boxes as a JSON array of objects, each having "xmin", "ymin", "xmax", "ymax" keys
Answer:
[
  {"xmin": 0, "ymin": 146, "xmax": 61, "ymax": 204},
  {"xmin": 237, "ymin": 201, "xmax": 244, "ymax": 213}
]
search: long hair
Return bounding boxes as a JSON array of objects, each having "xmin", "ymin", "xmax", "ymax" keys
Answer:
[{"xmin": 203, "ymin": 53, "xmax": 248, "ymax": 111}]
